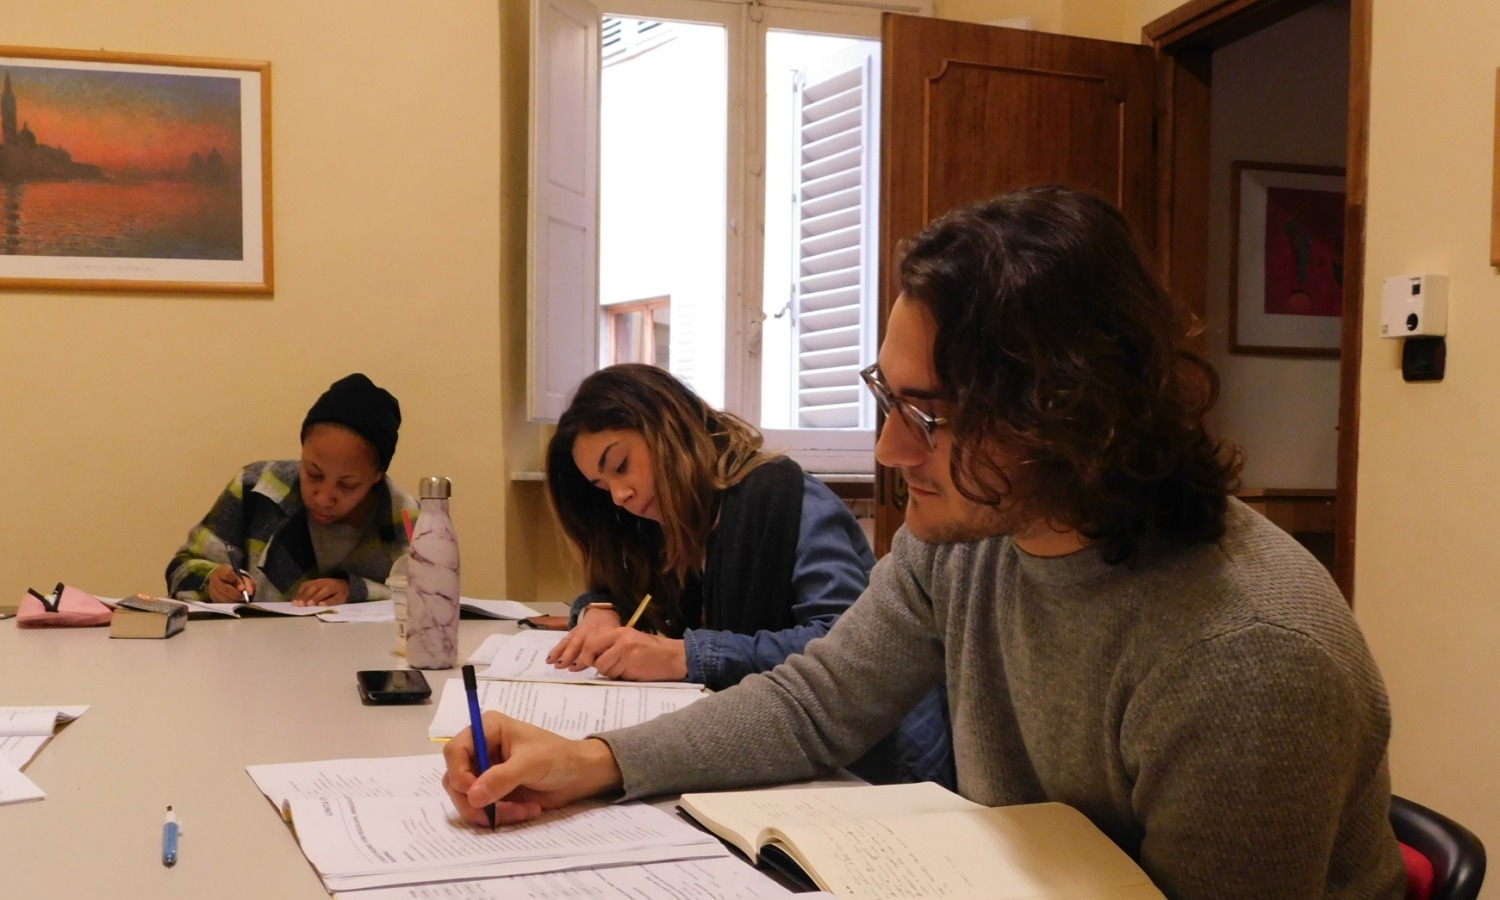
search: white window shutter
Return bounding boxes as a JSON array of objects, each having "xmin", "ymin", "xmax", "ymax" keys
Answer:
[
  {"xmin": 529, "ymin": 0, "xmax": 600, "ymax": 422},
  {"xmin": 789, "ymin": 43, "xmax": 879, "ymax": 430}
]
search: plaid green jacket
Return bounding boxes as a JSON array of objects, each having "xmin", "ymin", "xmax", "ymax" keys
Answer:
[{"xmin": 166, "ymin": 460, "xmax": 417, "ymax": 603}]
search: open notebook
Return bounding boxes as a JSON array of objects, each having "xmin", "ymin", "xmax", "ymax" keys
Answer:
[
  {"xmin": 100, "ymin": 595, "xmax": 538, "ymax": 621},
  {"xmin": 679, "ymin": 782, "xmax": 1164, "ymax": 900}
]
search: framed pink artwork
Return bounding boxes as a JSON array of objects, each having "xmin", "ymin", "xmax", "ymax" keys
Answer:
[{"xmin": 1228, "ymin": 161, "xmax": 1345, "ymax": 356}]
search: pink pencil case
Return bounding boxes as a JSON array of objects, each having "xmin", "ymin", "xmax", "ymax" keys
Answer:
[{"xmin": 16, "ymin": 584, "xmax": 113, "ymax": 627}]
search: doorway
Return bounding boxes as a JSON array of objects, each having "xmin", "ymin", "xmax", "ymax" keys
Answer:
[
  {"xmin": 1146, "ymin": 0, "xmax": 1369, "ymax": 601},
  {"xmin": 873, "ymin": 0, "xmax": 1369, "ymax": 601}
]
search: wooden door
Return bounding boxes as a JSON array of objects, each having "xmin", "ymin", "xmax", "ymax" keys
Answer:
[{"xmin": 874, "ymin": 14, "xmax": 1159, "ymax": 554}]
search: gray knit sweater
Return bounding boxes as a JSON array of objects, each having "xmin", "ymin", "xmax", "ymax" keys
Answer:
[{"xmin": 600, "ymin": 500, "xmax": 1405, "ymax": 898}]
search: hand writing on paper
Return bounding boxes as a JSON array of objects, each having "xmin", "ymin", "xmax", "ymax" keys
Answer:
[
  {"xmin": 208, "ymin": 565, "xmax": 256, "ymax": 604},
  {"xmin": 292, "ymin": 578, "xmax": 351, "ymax": 607},
  {"xmin": 547, "ymin": 606, "xmax": 620, "ymax": 666},
  {"xmin": 559, "ymin": 628, "xmax": 688, "ymax": 682},
  {"xmin": 441, "ymin": 712, "xmax": 623, "ymax": 827}
]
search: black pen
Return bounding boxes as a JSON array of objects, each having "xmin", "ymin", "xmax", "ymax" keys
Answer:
[{"xmin": 227, "ymin": 551, "xmax": 252, "ymax": 603}]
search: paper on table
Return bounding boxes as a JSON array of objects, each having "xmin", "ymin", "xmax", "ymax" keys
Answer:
[
  {"xmin": 316, "ymin": 597, "xmax": 539, "ymax": 624},
  {"xmin": 0, "ymin": 705, "xmax": 87, "ymax": 803},
  {"xmin": 467, "ymin": 632, "xmax": 511, "ymax": 666},
  {"xmin": 315, "ymin": 599, "xmax": 395, "ymax": 623},
  {"xmin": 289, "ymin": 795, "xmax": 726, "ymax": 891},
  {"xmin": 342, "ymin": 857, "xmax": 798, "ymax": 899},
  {"xmin": 0, "ymin": 756, "xmax": 44, "ymax": 804},
  {"xmin": 0, "ymin": 706, "xmax": 90, "ymax": 768},
  {"xmin": 428, "ymin": 676, "xmax": 704, "ymax": 740},
  {"xmin": 246, "ymin": 753, "xmax": 447, "ymax": 810},
  {"xmin": 458, "ymin": 597, "xmax": 542, "ymax": 620},
  {"xmin": 479, "ymin": 630, "xmax": 703, "ymax": 688},
  {"xmin": 246, "ymin": 753, "xmax": 725, "ymax": 893}
]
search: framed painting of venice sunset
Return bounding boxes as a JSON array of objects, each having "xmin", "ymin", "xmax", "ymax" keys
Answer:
[{"xmin": 0, "ymin": 47, "xmax": 271, "ymax": 293}]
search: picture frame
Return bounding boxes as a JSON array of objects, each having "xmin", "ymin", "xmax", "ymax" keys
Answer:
[
  {"xmin": 0, "ymin": 45, "xmax": 272, "ymax": 293},
  {"xmin": 1492, "ymin": 67, "xmax": 1500, "ymax": 267},
  {"xmin": 1228, "ymin": 161, "xmax": 1346, "ymax": 356}
]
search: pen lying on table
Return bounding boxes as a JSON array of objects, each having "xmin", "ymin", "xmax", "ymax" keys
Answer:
[{"xmin": 162, "ymin": 805, "xmax": 180, "ymax": 867}]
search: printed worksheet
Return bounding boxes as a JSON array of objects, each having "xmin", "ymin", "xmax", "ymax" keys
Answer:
[
  {"xmin": 247, "ymin": 752, "xmax": 726, "ymax": 892},
  {"xmin": 478, "ymin": 630, "xmax": 702, "ymax": 688},
  {"xmin": 246, "ymin": 753, "xmax": 445, "ymax": 810},
  {"xmin": 0, "ymin": 756, "xmax": 44, "ymax": 804},
  {"xmin": 428, "ymin": 676, "xmax": 704, "ymax": 740},
  {"xmin": 316, "ymin": 599, "xmax": 396, "ymax": 623},
  {"xmin": 343, "ymin": 857, "xmax": 800, "ymax": 899},
  {"xmin": 0, "ymin": 705, "xmax": 89, "ymax": 768},
  {"xmin": 320, "ymin": 598, "xmax": 542, "ymax": 624}
]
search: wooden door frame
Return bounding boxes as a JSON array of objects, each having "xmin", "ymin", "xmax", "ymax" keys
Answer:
[{"xmin": 1144, "ymin": 0, "xmax": 1370, "ymax": 603}]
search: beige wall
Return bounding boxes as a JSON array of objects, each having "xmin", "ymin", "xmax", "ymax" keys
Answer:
[
  {"xmin": 1355, "ymin": 0, "xmax": 1500, "ymax": 869},
  {"xmin": 0, "ymin": 1, "xmax": 519, "ymax": 600},
  {"xmin": 935, "ymin": 0, "xmax": 1145, "ymax": 41}
]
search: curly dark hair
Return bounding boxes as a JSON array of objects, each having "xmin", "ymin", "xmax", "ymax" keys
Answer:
[
  {"xmin": 545, "ymin": 364, "xmax": 774, "ymax": 632},
  {"xmin": 896, "ymin": 185, "xmax": 1243, "ymax": 563}
]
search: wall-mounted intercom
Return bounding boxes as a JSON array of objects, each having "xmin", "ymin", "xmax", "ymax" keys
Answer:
[
  {"xmin": 1381, "ymin": 274, "xmax": 1448, "ymax": 382},
  {"xmin": 1380, "ymin": 274, "xmax": 1448, "ymax": 338}
]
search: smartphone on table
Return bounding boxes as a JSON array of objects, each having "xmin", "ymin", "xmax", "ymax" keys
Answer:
[{"xmin": 356, "ymin": 669, "xmax": 432, "ymax": 705}]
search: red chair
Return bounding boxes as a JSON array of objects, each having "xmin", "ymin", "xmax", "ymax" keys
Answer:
[{"xmin": 1392, "ymin": 794, "xmax": 1485, "ymax": 900}]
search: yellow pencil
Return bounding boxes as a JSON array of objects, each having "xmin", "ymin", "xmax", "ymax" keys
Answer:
[{"xmin": 624, "ymin": 593, "xmax": 653, "ymax": 629}]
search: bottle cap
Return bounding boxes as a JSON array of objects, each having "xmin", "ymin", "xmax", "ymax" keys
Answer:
[{"xmin": 419, "ymin": 475, "xmax": 452, "ymax": 499}]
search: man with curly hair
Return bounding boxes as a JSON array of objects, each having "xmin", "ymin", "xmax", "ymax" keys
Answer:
[{"xmin": 442, "ymin": 186, "xmax": 1405, "ymax": 899}]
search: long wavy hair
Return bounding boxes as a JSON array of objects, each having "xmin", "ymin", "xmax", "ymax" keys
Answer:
[
  {"xmin": 546, "ymin": 364, "xmax": 774, "ymax": 631},
  {"xmin": 897, "ymin": 185, "xmax": 1243, "ymax": 563}
]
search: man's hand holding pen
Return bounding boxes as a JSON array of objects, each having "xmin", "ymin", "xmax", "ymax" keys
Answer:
[{"xmin": 441, "ymin": 711, "xmax": 623, "ymax": 828}]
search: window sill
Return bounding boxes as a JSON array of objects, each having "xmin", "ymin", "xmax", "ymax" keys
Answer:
[{"xmin": 514, "ymin": 471, "xmax": 872, "ymax": 504}]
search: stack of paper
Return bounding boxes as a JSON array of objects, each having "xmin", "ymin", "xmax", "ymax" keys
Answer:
[
  {"xmin": 430, "ymin": 631, "xmax": 706, "ymax": 740},
  {"xmin": 246, "ymin": 754, "xmax": 730, "ymax": 893},
  {"xmin": 343, "ymin": 858, "xmax": 802, "ymax": 899},
  {"xmin": 0, "ymin": 706, "xmax": 89, "ymax": 804}
]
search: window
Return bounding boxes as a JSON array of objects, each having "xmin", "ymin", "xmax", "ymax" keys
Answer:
[{"xmin": 530, "ymin": 0, "xmax": 930, "ymax": 472}]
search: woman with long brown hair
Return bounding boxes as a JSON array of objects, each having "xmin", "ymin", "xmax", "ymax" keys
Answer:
[{"xmin": 544, "ymin": 363, "xmax": 952, "ymax": 787}]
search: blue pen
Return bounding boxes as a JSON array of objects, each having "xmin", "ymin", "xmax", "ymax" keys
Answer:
[
  {"xmin": 461, "ymin": 665, "xmax": 497, "ymax": 829},
  {"xmin": 162, "ymin": 805, "xmax": 180, "ymax": 867}
]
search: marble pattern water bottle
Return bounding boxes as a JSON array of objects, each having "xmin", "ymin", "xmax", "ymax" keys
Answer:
[{"xmin": 406, "ymin": 476, "xmax": 460, "ymax": 669}]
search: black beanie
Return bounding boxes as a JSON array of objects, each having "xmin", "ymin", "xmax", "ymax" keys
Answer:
[{"xmin": 300, "ymin": 373, "xmax": 401, "ymax": 469}]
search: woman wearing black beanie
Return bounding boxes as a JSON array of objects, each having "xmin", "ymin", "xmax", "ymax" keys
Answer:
[{"xmin": 166, "ymin": 374, "xmax": 418, "ymax": 606}]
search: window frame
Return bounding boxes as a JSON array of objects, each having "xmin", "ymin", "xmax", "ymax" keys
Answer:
[{"xmin": 530, "ymin": 0, "xmax": 930, "ymax": 472}]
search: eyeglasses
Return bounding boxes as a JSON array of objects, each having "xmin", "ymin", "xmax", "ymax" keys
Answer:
[{"xmin": 860, "ymin": 363, "xmax": 949, "ymax": 451}]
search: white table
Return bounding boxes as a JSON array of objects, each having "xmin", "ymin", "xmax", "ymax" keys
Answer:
[{"xmin": 1, "ymin": 609, "xmax": 564, "ymax": 898}]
